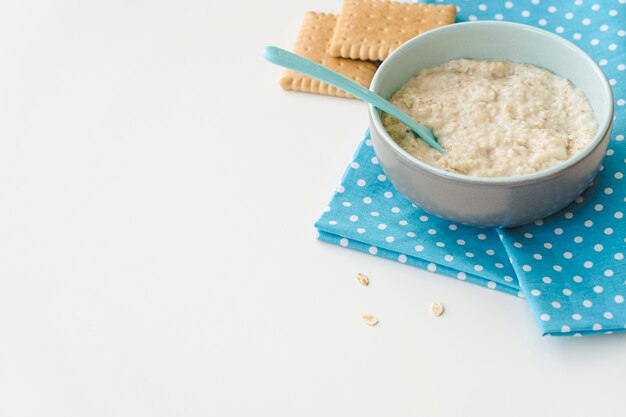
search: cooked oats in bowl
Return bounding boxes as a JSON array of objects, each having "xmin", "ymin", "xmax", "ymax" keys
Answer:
[
  {"xmin": 368, "ymin": 21, "xmax": 613, "ymax": 227},
  {"xmin": 382, "ymin": 59, "xmax": 599, "ymax": 178}
]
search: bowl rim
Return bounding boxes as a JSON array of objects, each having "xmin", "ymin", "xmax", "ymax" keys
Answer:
[{"xmin": 369, "ymin": 20, "xmax": 614, "ymax": 185}]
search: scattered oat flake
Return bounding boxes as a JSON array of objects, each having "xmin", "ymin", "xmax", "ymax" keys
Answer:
[
  {"xmin": 356, "ymin": 273, "xmax": 369, "ymax": 286},
  {"xmin": 362, "ymin": 314, "xmax": 379, "ymax": 326},
  {"xmin": 431, "ymin": 302, "xmax": 445, "ymax": 317}
]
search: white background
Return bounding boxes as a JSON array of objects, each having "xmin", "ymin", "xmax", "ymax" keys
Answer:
[{"xmin": 1, "ymin": 1, "xmax": 625, "ymax": 416}]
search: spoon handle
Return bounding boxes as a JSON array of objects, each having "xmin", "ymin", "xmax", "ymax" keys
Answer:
[{"xmin": 263, "ymin": 46, "xmax": 444, "ymax": 153}]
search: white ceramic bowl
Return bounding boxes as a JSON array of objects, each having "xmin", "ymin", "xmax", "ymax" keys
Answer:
[{"xmin": 368, "ymin": 21, "xmax": 614, "ymax": 227}]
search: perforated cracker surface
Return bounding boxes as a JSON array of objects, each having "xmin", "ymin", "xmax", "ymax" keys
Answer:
[
  {"xmin": 280, "ymin": 12, "xmax": 378, "ymax": 98},
  {"xmin": 329, "ymin": 0, "xmax": 456, "ymax": 61}
]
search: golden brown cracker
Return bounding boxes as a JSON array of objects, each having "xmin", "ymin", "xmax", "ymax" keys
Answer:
[
  {"xmin": 329, "ymin": 0, "xmax": 456, "ymax": 61},
  {"xmin": 280, "ymin": 12, "xmax": 378, "ymax": 98}
]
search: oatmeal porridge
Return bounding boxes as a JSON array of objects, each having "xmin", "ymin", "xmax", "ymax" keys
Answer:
[{"xmin": 382, "ymin": 59, "xmax": 598, "ymax": 177}]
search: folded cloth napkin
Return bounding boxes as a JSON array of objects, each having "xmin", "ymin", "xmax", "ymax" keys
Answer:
[{"xmin": 316, "ymin": 0, "xmax": 625, "ymax": 336}]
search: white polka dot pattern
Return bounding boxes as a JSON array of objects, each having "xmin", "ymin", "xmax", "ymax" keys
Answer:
[
  {"xmin": 317, "ymin": 132, "xmax": 520, "ymax": 296},
  {"xmin": 317, "ymin": 0, "xmax": 626, "ymax": 336}
]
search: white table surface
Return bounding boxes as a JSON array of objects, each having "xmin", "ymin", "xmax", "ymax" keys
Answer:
[{"xmin": 1, "ymin": 1, "xmax": 625, "ymax": 416}]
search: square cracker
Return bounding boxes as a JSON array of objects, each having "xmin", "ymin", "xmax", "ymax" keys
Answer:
[
  {"xmin": 280, "ymin": 12, "xmax": 378, "ymax": 98},
  {"xmin": 329, "ymin": 0, "xmax": 456, "ymax": 61}
]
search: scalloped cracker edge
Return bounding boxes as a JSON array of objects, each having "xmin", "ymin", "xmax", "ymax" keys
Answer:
[
  {"xmin": 329, "ymin": 0, "xmax": 456, "ymax": 61},
  {"xmin": 280, "ymin": 12, "xmax": 378, "ymax": 98}
]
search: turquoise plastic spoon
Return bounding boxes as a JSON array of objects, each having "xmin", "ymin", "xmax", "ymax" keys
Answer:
[{"xmin": 263, "ymin": 46, "xmax": 444, "ymax": 153}]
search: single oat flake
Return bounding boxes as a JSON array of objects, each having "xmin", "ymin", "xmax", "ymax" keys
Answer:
[
  {"xmin": 356, "ymin": 273, "xmax": 369, "ymax": 286},
  {"xmin": 361, "ymin": 314, "xmax": 379, "ymax": 326},
  {"xmin": 431, "ymin": 302, "xmax": 445, "ymax": 317}
]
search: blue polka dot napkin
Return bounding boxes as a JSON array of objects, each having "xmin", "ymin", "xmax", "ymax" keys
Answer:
[{"xmin": 316, "ymin": 0, "xmax": 625, "ymax": 336}]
